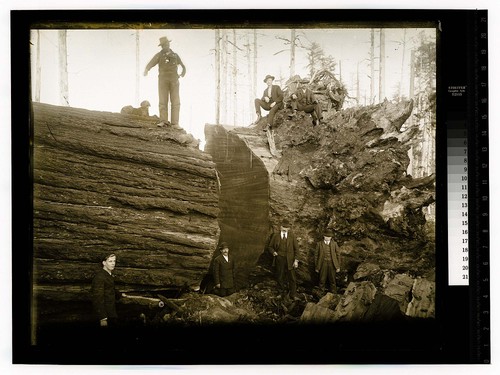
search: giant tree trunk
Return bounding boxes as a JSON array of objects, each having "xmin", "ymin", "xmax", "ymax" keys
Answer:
[{"xmin": 33, "ymin": 103, "xmax": 220, "ymax": 303}]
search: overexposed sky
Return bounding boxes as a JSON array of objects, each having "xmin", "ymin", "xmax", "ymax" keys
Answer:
[{"xmin": 31, "ymin": 27, "xmax": 434, "ymax": 144}]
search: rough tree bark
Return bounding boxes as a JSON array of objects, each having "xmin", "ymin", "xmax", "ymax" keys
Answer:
[{"xmin": 33, "ymin": 103, "xmax": 220, "ymax": 303}]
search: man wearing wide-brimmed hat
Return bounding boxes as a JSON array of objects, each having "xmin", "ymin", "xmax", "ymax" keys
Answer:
[
  {"xmin": 144, "ymin": 36, "xmax": 186, "ymax": 128},
  {"xmin": 252, "ymin": 74, "xmax": 284, "ymax": 132},
  {"xmin": 314, "ymin": 228, "xmax": 341, "ymax": 294}
]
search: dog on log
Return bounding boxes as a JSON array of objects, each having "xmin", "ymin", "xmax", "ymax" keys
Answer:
[{"xmin": 120, "ymin": 100, "xmax": 151, "ymax": 117}]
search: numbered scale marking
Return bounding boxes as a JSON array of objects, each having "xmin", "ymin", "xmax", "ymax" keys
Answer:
[{"xmin": 448, "ymin": 121, "xmax": 469, "ymax": 285}]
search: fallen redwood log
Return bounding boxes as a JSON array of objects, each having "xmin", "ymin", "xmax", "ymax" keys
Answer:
[{"xmin": 33, "ymin": 103, "xmax": 220, "ymax": 303}]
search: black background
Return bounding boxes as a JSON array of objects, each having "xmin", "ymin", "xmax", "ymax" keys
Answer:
[{"xmin": 10, "ymin": 9, "xmax": 490, "ymax": 365}]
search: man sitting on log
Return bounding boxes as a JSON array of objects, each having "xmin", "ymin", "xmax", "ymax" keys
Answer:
[
  {"xmin": 289, "ymin": 79, "xmax": 323, "ymax": 126},
  {"xmin": 252, "ymin": 74, "xmax": 284, "ymax": 132}
]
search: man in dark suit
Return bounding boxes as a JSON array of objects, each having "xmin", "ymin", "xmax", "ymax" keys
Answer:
[
  {"xmin": 213, "ymin": 242, "xmax": 236, "ymax": 297},
  {"xmin": 253, "ymin": 74, "xmax": 284, "ymax": 131},
  {"xmin": 91, "ymin": 253, "xmax": 122, "ymax": 328},
  {"xmin": 290, "ymin": 79, "xmax": 323, "ymax": 126},
  {"xmin": 314, "ymin": 229, "xmax": 341, "ymax": 294},
  {"xmin": 267, "ymin": 219, "xmax": 300, "ymax": 300}
]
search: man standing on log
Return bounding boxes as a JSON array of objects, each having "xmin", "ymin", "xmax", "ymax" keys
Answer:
[
  {"xmin": 314, "ymin": 229, "xmax": 341, "ymax": 294},
  {"xmin": 144, "ymin": 36, "xmax": 186, "ymax": 129},
  {"xmin": 252, "ymin": 74, "xmax": 284, "ymax": 132},
  {"xmin": 267, "ymin": 219, "xmax": 300, "ymax": 301},
  {"xmin": 213, "ymin": 242, "xmax": 236, "ymax": 297},
  {"xmin": 289, "ymin": 79, "xmax": 323, "ymax": 126},
  {"xmin": 91, "ymin": 253, "xmax": 122, "ymax": 328}
]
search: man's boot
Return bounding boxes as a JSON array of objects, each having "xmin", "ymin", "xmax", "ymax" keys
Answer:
[{"xmin": 252, "ymin": 113, "xmax": 262, "ymax": 125}]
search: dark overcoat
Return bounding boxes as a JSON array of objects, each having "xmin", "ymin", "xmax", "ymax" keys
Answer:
[
  {"xmin": 213, "ymin": 254, "xmax": 235, "ymax": 289},
  {"xmin": 314, "ymin": 240, "xmax": 341, "ymax": 272},
  {"xmin": 267, "ymin": 231, "xmax": 300, "ymax": 270},
  {"xmin": 91, "ymin": 268, "xmax": 120, "ymax": 320}
]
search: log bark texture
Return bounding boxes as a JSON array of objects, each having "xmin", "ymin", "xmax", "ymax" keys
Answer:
[
  {"xmin": 33, "ymin": 103, "xmax": 220, "ymax": 301},
  {"xmin": 206, "ymin": 98, "xmax": 435, "ymax": 291}
]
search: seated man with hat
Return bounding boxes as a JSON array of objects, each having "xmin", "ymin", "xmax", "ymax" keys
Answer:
[
  {"xmin": 289, "ymin": 78, "xmax": 323, "ymax": 126},
  {"xmin": 252, "ymin": 74, "xmax": 284, "ymax": 132}
]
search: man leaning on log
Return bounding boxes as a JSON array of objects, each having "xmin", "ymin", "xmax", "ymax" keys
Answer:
[{"xmin": 91, "ymin": 253, "xmax": 123, "ymax": 328}]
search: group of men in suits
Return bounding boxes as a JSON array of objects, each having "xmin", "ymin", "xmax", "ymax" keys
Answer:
[
  {"xmin": 252, "ymin": 74, "xmax": 324, "ymax": 131},
  {"xmin": 91, "ymin": 221, "xmax": 341, "ymax": 327},
  {"xmin": 209, "ymin": 219, "xmax": 341, "ymax": 301},
  {"xmin": 266, "ymin": 219, "xmax": 341, "ymax": 300}
]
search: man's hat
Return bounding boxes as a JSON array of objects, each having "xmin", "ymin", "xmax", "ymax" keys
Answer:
[
  {"xmin": 158, "ymin": 36, "xmax": 171, "ymax": 46},
  {"xmin": 218, "ymin": 242, "xmax": 229, "ymax": 251},
  {"xmin": 263, "ymin": 74, "xmax": 275, "ymax": 83},
  {"xmin": 280, "ymin": 219, "xmax": 291, "ymax": 228},
  {"xmin": 323, "ymin": 229, "xmax": 334, "ymax": 237}
]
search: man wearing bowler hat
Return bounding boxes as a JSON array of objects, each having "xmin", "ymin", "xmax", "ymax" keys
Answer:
[
  {"xmin": 314, "ymin": 228, "xmax": 341, "ymax": 294},
  {"xmin": 267, "ymin": 219, "xmax": 300, "ymax": 300},
  {"xmin": 212, "ymin": 242, "xmax": 236, "ymax": 297},
  {"xmin": 144, "ymin": 36, "xmax": 186, "ymax": 129},
  {"xmin": 252, "ymin": 74, "xmax": 284, "ymax": 132}
]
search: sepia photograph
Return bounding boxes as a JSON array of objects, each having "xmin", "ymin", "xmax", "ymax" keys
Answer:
[
  {"xmin": 8, "ymin": 4, "xmax": 494, "ymax": 369},
  {"xmin": 26, "ymin": 17, "xmax": 438, "ymax": 362}
]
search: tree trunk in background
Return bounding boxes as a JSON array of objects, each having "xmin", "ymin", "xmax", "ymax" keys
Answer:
[
  {"xmin": 215, "ymin": 29, "xmax": 221, "ymax": 125},
  {"xmin": 370, "ymin": 29, "xmax": 375, "ymax": 105},
  {"xmin": 232, "ymin": 30, "xmax": 238, "ymax": 126},
  {"xmin": 356, "ymin": 61, "xmax": 360, "ymax": 104},
  {"xmin": 399, "ymin": 29, "xmax": 407, "ymax": 100},
  {"xmin": 409, "ymin": 49, "xmax": 415, "ymax": 129},
  {"xmin": 58, "ymin": 30, "xmax": 69, "ymax": 106},
  {"xmin": 135, "ymin": 30, "xmax": 140, "ymax": 104},
  {"xmin": 379, "ymin": 29, "xmax": 385, "ymax": 102},
  {"xmin": 222, "ymin": 30, "xmax": 228, "ymax": 124},
  {"xmin": 246, "ymin": 31, "xmax": 252, "ymax": 124},
  {"xmin": 253, "ymin": 30, "xmax": 257, "ymax": 100},
  {"xmin": 35, "ymin": 30, "xmax": 41, "ymax": 103},
  {"xmin": 290, "ymin": 29, "xmax": 296, "ymax": 78}
]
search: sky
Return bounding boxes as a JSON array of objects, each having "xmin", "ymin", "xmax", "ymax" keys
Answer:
[{"xmin": 31, "ymin": 27, "xmax": 434, "ymax": 146}]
